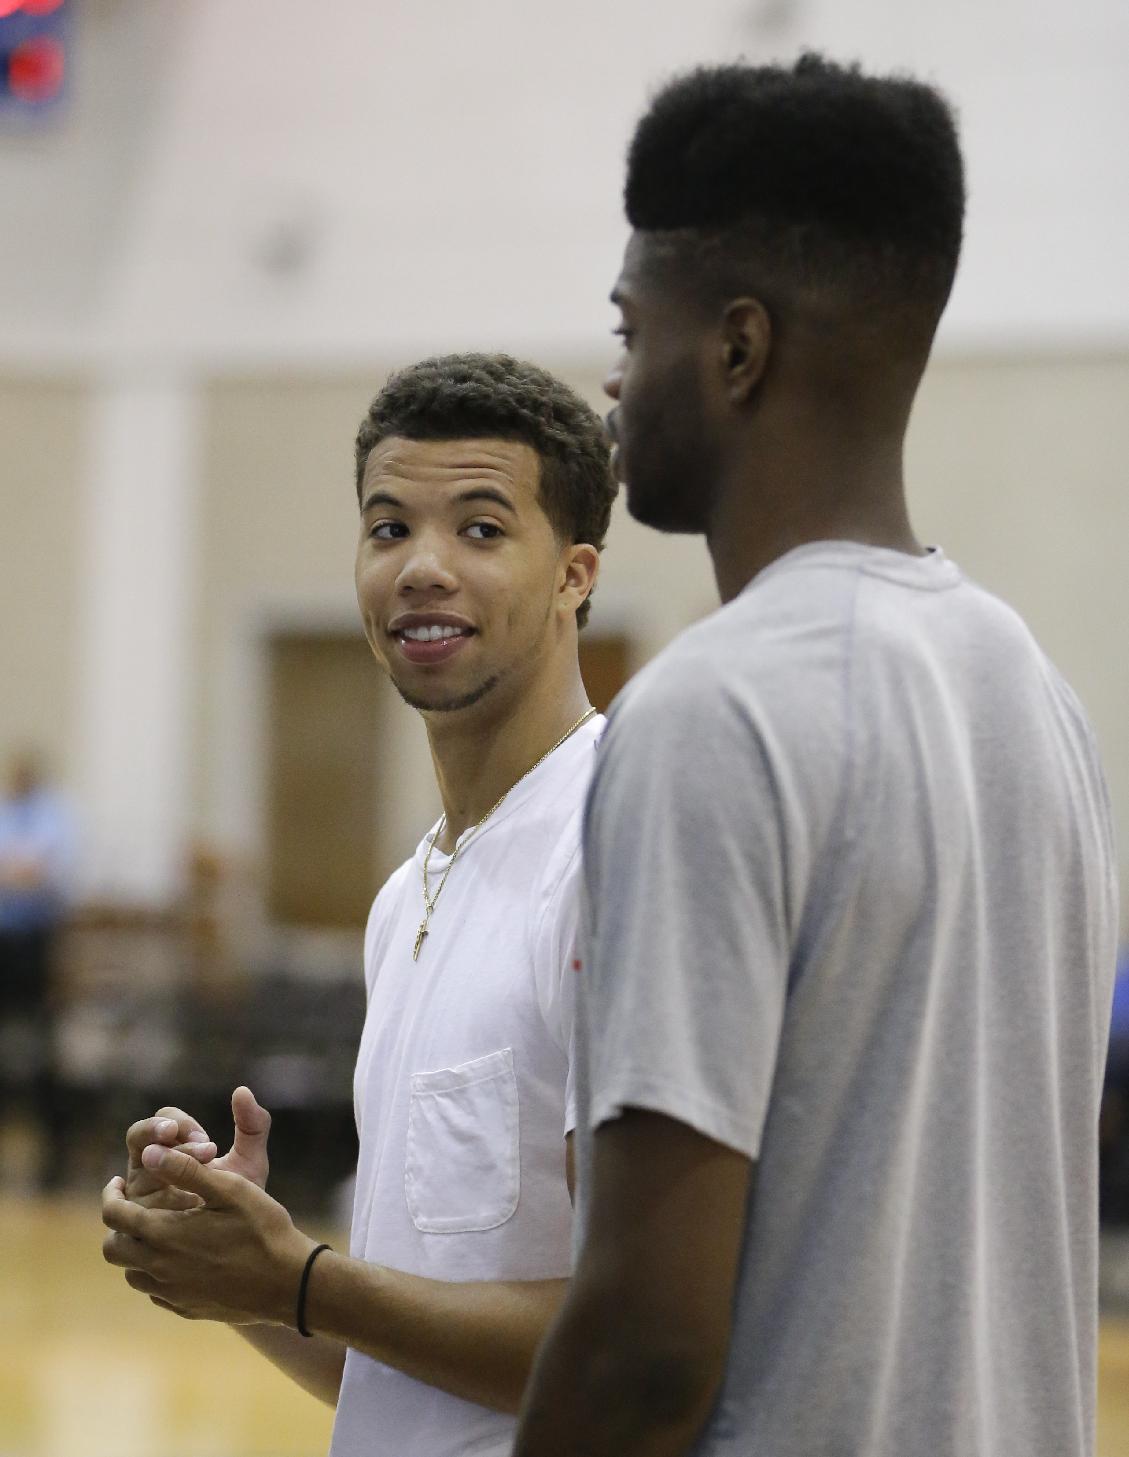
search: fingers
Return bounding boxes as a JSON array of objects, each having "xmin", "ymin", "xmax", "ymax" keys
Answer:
[
  {"xmin": 149, "ymin": 1295, "xmax": 193, "ymax": 1319},
  {"xmin": 124, "ymin": 1268, "xmax": 163, "ymax": 1295},
  {"xmin": 224, "ymin": 1086, "xmax": 272, "ymax": 1187},
  {"xmin": 155, "ymin": 1105, "xmax": 210, "ymax": 1139},
  {"xmin": 139, "ymin": 1144, "xmax": 240, "ymax": 1206},
  {"xmin": 103, "ymin": 1226, "xmax": 148, "ymax": 1269},
  {"xmin": 176, "ymin": 1139, "xmax": 218, "ymax": 1165},
  {"xmin": 102, "ymin": 1180, "xmax": 152, "ymax": 1273},
  {"xmin": 126, "ymin": 1110, "xmax": 215, "ymax": 1168},
  {"xmin": 130, "ymin": 1186, "xmax": 206, "ymax": 1213},
  {"xmin": 231, "ymin": 1085, "xmax": 271, "ymax": 1147},
  {"xmin": 102, "ymin": 1175, "xmax": 150, "ymax": 1239}
]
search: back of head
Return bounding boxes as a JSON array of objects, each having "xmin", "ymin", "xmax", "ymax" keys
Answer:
[
  {"xmin": 355, "ymin": 353, "xmax": 616, "ymax": 628},
  {"xmin": 625, "ymin": 54, "xmax": 965, "ymax": 342}
]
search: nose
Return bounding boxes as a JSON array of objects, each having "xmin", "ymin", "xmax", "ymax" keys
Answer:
[
  {"xmin": 603, "ymin": 363, "xmax": 622, "ymax": 401},
  {"xmin": 395, "ymin": 534, "xmax": 458, "ymax": 597}
]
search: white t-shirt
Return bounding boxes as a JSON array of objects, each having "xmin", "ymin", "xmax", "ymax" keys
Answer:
[
  {"xmin": 575, "ymin": 543, "xmax": 1118, "ymax": 1457},
  {"xmin": 328, "ymin": 715, "xmax": 601, "ymax": 1457}
]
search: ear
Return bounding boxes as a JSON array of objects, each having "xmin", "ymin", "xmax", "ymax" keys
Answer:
[
  {"xmin": 719, "ymin": 297, "xmax": 772, "ymax": 404},
  {"xmin": 557, "ymin": 542, "xmax": 600, "ymax": 622}
]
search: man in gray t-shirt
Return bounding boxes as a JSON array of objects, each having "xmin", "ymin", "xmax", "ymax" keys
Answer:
[{"xmin": 514, "ymin": 57, "xmax": 1118, "ymax": 1457}]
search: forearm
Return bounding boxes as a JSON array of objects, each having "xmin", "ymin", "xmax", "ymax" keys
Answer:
[
  {"xmin": 237, "ymin": 1324, "xmax": 346, "ymax": 1407},
  {"xmin": 303, "ymin": 1254, "xmax": 568, "ymax": 1414},
  {"xmin": 514, "ymin": 1291, "xmax": 720, "ymax": 1457}
]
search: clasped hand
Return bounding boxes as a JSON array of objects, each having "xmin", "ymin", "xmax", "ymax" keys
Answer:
[{"xmin": 101, "ymin": 1086, "xmax": 317, "ymax": 1327}]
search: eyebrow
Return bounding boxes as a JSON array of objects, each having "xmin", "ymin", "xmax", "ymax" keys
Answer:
[
  {"xmin": 455, "ymin": 487, "xmax": 517, "ymax": 514},
  {"xmin": 360, "ymin": 489, "xmax": 404, "ymax": 514},
  {"xmin": 359, "ymin": 486, "xmax": 518, "ymax": 516}
]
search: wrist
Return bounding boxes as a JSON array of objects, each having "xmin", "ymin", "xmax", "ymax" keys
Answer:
[{"xmin": 294, "ymin": 1240, "xmax": 334, "ymax": 1336}]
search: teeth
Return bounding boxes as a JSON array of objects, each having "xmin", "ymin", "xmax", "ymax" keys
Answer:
[{"xmin": 402, "ymin": 625, "xmax": 467, "ymax": 642}]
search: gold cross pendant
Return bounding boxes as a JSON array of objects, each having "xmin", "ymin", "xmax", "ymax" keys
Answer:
[{"xmin": 413, "ymin": 920, "xmax": 428, "ymax": 961}]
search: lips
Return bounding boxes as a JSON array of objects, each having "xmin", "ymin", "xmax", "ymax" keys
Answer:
[
  {"xmin": 388, "ymin": 614, "xmax": 475, "ymax": 668},
  {"xmin": 397, "ymin": 633, "xmax": 472, "ymax": 666}
]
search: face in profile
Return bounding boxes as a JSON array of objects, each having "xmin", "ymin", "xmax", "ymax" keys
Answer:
[{"xmin": 604, "ymin": 233, "xmax": 719, "ymax": 536}]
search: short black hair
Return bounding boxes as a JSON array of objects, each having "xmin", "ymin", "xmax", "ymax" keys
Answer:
[
  {"xmin": 355, "ymin": 354, "xmax": 617, "ymax": 629},
  {"xmin": 625, "ymin": 53, "xmax": 965, "ymax": 322}
]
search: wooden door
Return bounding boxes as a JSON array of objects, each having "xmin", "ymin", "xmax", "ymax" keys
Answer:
[
  {"xmin": 265, "ymin": 632, "xmax": 388, "ymax": 928},
  {"xmin": 578, "ymin": 632, "xmax": 632, "ymax": 714}
]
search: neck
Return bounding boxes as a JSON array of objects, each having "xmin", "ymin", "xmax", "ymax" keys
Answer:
[
  {"xmin": 423, "ymin": 668, "xmax": 592, "ymax": 851},
  {"xmin": 705, "ymin": 414, "xmax": 922, "ymax": 603}
]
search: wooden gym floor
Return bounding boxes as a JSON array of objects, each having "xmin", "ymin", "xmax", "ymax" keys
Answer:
[{"xmin": 1, "ymin": 1196, "xmax": 1127, "ymax": 1456}]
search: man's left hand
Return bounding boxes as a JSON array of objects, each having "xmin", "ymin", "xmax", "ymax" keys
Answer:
[{"xmin": 101, "ymin": 1147, "xmax": 316, "ymax": 1326}]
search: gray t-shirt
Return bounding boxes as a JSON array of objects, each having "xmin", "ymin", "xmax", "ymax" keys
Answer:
[{"xmin": 575, "ymin": 541, "xmax": 1119, "ymax": 1457}]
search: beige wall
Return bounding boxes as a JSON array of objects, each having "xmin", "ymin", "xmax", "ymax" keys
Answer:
[
  {"xmin": 191, "ymin": 357, "xmax": 1129, "ymax": 931},
  {"xmin": 0, "ymin": 377, "xmax": 84, "ymax": 783},
  {"xmin": 907, "ymin": 355, "xmax": 1129, "ymax": 915},
  {"xmin": 2, "ymin": 359, "xmax": 1126, "ymax": 932},
  {"xmin": 195, "ymin": 378, "xmax": 402, "ymax": 869}
]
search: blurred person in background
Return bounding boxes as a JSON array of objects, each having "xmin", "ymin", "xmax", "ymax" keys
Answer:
[
  {"xmin": 102, "ymin": 354, "xmax": 617, "ymax": 1457},
  {"xmin": 0, "ymin": 747, "xmax": 75, "ymax": 1191},
  {"xmin": 1100, "ymin": 949, "xmax": 1129, "ymax": 1222},
  {"xmin": 514, "ymin": 55, "xmax": 1119, "ymax": 1457}
]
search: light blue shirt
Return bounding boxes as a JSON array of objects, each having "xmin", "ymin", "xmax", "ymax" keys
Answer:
[{"xmin": 0, "ymin": 787, "xmax": 75, "ymax": 931}]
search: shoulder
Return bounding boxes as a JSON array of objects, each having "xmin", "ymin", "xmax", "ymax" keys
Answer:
[
  {"xmin": 363, "ymin": 855, "xmax": 416, "ymax": 982},
  {"xmin": 528, "ymin": 750, "xmax": 596, "ymax": 934},
  {"xmin": 602, "ymin": 582, "xmax": 857, "ymax": 775}
]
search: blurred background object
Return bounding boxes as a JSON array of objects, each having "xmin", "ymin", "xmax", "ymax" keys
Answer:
[
  {"xmin": 0, "ymin": 1, "xmax": 1126, "ymax": 1453},
  {"xmin": 0, "ymin": 0, "xmax": 69, "ymax": 119},
  {"xmin": 0, "ymin": 747, "xmax": 75, "ymax": 1192}
]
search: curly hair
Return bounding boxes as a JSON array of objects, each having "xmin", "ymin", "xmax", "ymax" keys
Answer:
[
  {"xmin": 355, "ymin": 354, "xmax": 617, "ymax": 629},
  {"xmin": 626, "ymin": 53, "xmax": 965, "ymax": 321}
]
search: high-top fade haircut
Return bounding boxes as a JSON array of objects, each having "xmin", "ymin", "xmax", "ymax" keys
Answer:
[
  {"xmin": 626, "ymin": 53, "xmax": 965, "ymax": 333},
  {"xmin": 356, "ymin": 353, "xmax": 616, "ymax": 629}
]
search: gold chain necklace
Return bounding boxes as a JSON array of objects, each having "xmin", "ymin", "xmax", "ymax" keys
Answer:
[{"xmin": 413, "ymin": 706, "xmax": 597, "ymax": 960}]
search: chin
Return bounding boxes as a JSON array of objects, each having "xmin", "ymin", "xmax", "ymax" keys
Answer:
[
  {"xmin": 625, "ymin": 478, "xmax": 708, "ymax": 535},
  {"xmin": 394, "ymin": 673, "xmax": 501, "ymax": 714}
]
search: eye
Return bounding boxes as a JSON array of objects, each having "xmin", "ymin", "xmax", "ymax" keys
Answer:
[
  {"xmin": 464, "ymin": 521, "xmax": 504, "ymax": 540},
  {"xmin": 369, "ymin": 520, "xmax": 408, "ymax": 540},
  {"xmin": 612, "ymin": 325, "xmax": 634, "ymax": 348}
]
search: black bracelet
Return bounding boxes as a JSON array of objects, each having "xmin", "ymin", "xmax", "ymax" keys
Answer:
[{"xmin": 296, "ymin": 1243, "xmax": 331, "ymax": 1338}]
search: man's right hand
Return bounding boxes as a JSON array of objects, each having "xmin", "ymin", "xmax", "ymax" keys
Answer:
[{"xmin": 125, "ymin": 1085, "xmax": 271, "ymax": 1210}]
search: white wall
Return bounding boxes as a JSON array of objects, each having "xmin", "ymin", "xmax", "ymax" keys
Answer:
[
  {"xmin": 1, "ymin": 0, "xmax": 1127, "ymax": 367},
  {"xmin": 0, "ymin": 379, "xmax": 83, "ymax": 775}
]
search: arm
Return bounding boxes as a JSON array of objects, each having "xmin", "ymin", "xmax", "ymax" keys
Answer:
[
  {"xmin": 241, "ymin": 1131, "xmax": 576, "ymax": 1408},
  {"xmin": 119, "ymin": 1091, "xmax": 348, "ymax": 1407},
  {"xmin": 300, "ymin": 1132, "xmax": 576, "ymax": 1411},
  {"xmin": 236, "ymin": 1325, "xmax": 346, "ymax": 1407},
  {"xmin": 304, "ymin": 1256, "xmax": 567, "ymax": 1413},
  {"xmin": 514, "ymin": 1110, "xmax": 752, "ymax": 1457},
  {"xmin": 104, "ymin": 1132, "xmax": 577, "ymax": 1415}
]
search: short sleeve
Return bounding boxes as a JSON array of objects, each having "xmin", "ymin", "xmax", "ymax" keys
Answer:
[
  {"xmin": 531, "ymin": 840, "xmax": 583, "ymax": 1137},
  {"xmin": 579, "ymin": 672, "xmax": 835, "ymax": 1160},
  {"xmin": 362, "ymin": 861, "xmax": 413, "ymax": 999}
]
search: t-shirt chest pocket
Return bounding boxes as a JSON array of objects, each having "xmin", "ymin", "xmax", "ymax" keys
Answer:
[{"xmin": 405, "ymin": 1046, "xmax": 521, "ymax": 1233}]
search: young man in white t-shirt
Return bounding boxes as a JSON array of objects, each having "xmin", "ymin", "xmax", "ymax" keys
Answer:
[
  {"xmin": 514, "ymin": 58, "xmax": 1119, "ymax": 1457},
  {"xmin": 101, "ymin": 354, "xmax": 616, "ymax": 1457}
]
